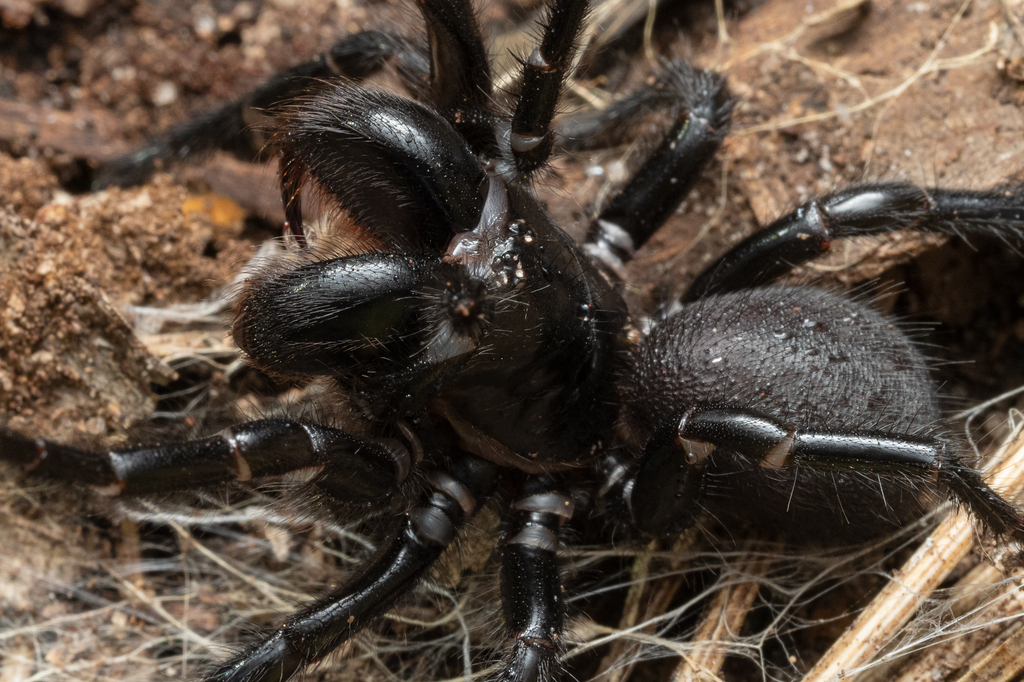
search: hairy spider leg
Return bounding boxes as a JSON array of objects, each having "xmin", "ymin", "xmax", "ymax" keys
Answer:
[
  {"xmin": 508, "ymin": 0, "xmax": 590, "ymax": 175},
  {"xmin": 415, "ymin": 0, "xmax": 497, "ymax": 153},
  {"xmin": 207, "ymin": 454, "xmax": 499, "ymax": 682},
  {"xmin": 276, "ymin": 85, "xmax": 488, "ymax": 248},
  {"xmin": 94, "ymin": 30, "xmax": 428, "ymax": 189},
  {"xmin": 582, "ymin": 62, "xmax": 734, "ymax": 279},
  {"xmin": 498, "ymin": 477, "xmax": 574, "ymax": 682},
  {"xmin": 0, "ymin": 419, "xmax": 411, "ymax": 501},
  {"xmin": 558, "ymin": 64, "xmax": 724, "ymax": 152},
  {"xmin": 684, "ymin": 183, "xmax": 1024, "ymax": 301},
  {"xmin": 631, "ymin": 407, "xmax": 1024, "ymax": 541}
]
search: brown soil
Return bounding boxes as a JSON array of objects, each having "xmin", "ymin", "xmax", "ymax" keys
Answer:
[{"xmin": 2, "ymin": 0, "xmax": 1024, "ymax": 681}]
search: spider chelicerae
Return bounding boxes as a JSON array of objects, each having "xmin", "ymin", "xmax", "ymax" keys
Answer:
[{"xmin": 3, "ymin": 0, "xmax": 1024, "ymax": 681}]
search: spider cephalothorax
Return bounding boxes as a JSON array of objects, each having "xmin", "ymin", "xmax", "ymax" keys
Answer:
[{"xmin": 4, "ymin": 0, "xmax": 1024, "ymax": 681}]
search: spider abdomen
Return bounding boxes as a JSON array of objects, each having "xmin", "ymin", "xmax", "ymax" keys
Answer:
[
  {"xmin": 624, "ymin": 286, "xmax": 948, "ymax": 539},
  {"xmin": 627, "ymin": 286, "xmax": 940, "ymax": 435}
]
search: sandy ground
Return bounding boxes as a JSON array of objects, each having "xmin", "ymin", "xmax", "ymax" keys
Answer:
[{"xmin": 2, "ymin": 0, "xmax": 1024, "ymax": 680}]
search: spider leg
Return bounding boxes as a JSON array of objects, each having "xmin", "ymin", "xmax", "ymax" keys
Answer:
[
  {"xmin": 206, "ymin": 454, "xmax": 498, "ymax": 682},
  {"xmin": 508, "ymin": 0, "xmax": 590, "ymax": 176},
  {"xmin": 0, "ymin": 419, "xmax": 411, "ymax": 501},
  {"xmin": 630, "ymin": 406, "xmax": 1024, "ymax": 542},
  {"xmin": 415, "ymin": 0, "xmax": 496, "ymax": 153},
  {"xmin": 276, "ymin": 83, "xmax": 488, "ymax": 248},
  {"xmin": 94, "ymin": 30, "xmax": 427, "ymax": 188},
  {"xmin": 684, "ymin": 183, "xmax": 1024, "ymax": 301},
  {"xmin": 559, "ymin": 64, "xmax": 721, "ymax": 152},
  {"xmin": 582, "ymin": 63, "xmax": 733, "ymax": 279},
  {"xmin": 497, "ymin": 477, "xmax": 573, "ymax": 682}
]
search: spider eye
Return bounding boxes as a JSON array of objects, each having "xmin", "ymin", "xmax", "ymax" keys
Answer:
[{"xmin": 234, "ymin": 253, "xmax": 438, "ymax": 376}]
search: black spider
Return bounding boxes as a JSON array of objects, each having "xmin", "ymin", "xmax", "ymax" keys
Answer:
[{"xmin": 4, "ymin": 0, "xmax": 1024, "ymax": 681}]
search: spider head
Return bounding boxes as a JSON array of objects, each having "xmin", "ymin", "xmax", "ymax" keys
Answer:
[{"xmin": 233, "ymin": 82, "xmax": 629, "ymax": 460}]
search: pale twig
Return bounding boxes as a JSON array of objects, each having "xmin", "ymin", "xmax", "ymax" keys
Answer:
[
  {"xmin": 863, "ymin": 562, "xmax": 1024, "ymax": 682},
  {"xmin": 589, "ymin": 0, "xmax": 650, "ymax": 52},
  {"xmin": 593, "ymin": 535, "xmax": 700, "ymax": 682},
  {"xmin": 670, "ymin": 542, "xmax": 773, "ymax": 682},
  {"xmin": 566, "ymin": 79, "xmax": 615, "ymax": 109},
  {"xmin": 595, "ymin": 540, "xmax": 656, "ymax": 682},
  {"xmin": 565, "ymin": 564, "xmax": 770, "ymax": 662},
  {"xmin": 953, "ymin": 624, "xmax": 1024, "ymax": 682},
  {"xmin": 715, "ymin": 0, "xmax": 730, "ymax": 46},
  {"xmin": 801, "ymin": 424, "xmax": 1024, "ymax": 682},
  {"xmin": 642, "ymin": 0, "xmax": 658, "ymax": 63}
]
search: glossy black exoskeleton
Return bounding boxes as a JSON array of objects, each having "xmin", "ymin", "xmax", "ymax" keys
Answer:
[{"xmin": 4, "ymin": 0, "xmax": 1024, "ymax": 681}]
